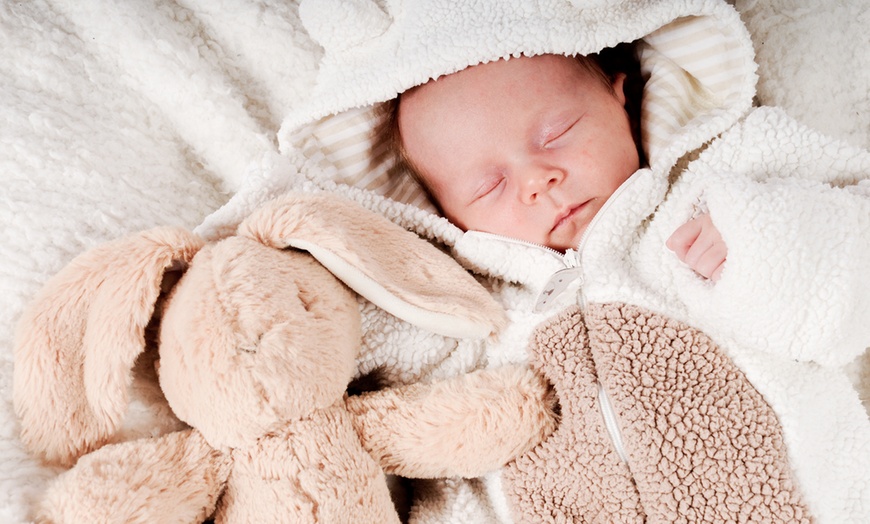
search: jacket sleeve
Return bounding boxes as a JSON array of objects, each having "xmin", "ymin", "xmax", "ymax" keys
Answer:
[{"xmin": 660, "ymin": 108, "xmax": 870, "ymax": 367}]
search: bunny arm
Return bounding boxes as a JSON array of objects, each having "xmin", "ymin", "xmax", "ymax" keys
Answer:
[
  {"xmin": 346, "ymin": 365, "xmax": 557, "ymax": 479},
  {"xmin": 37, "ymin": 429, "xmax": 232, "ymax": 524}
]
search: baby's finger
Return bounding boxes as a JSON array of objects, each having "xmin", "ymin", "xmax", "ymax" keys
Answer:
[
  {"xmin": 666, "ymin": 218, "xmax": 703, "ymax": 259},
  {"xmin": 681, "ymin": 226, "xmax": 717, "ymax": 268},
  {"xmin": 692, "ymin": 241, "xmax": 728, "ymax": 281},
  {"xmin": 711, "ymin": 262, "xmax": 725, "ymax": 282}
]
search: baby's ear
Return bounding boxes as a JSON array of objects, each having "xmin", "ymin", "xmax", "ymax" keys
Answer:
[
  {"xmin": 612, "ymin": 72, "xmax": 627, "ymax": 105},
  {"xmin": 13, "ymin": 227, "xmax": 203, "ymax": 466},
  {"xmin": 239, "ymin": 193, "xmax": 506, "ymax": 339}
]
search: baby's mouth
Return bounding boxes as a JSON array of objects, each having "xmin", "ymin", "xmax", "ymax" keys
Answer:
[{"xmin": 552, "ymin": 202, "xmax": 588, "ymax": 232}]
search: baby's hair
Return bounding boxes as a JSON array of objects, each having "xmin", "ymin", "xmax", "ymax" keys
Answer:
[
  {"xmin": 374, "ymin": 41, "xmax": 646, "ymax": 199},
  {"xmin": 593, "ymin": 41, "xmax": 646, "ymax": 166},
  {"xmin": 375, "ymin": 94, "xmax": 433, "ymax": 199}
]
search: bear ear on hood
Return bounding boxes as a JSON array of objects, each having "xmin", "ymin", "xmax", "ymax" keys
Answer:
[
  {"xmin": 13, "ymin": 227, "xmax": 203, "ymax": 466},
  {"xmin": 299, "ymin": 0, "xmax": 392, "ymax": 51},
  {"xmin": 299, "ymin": 0, "xmax": 621, "ymax": 53}
]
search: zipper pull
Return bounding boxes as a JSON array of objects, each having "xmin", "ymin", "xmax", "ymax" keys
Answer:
[
  {"xmin": 534, "ymin": 249, "xmax": 583, "ymax": 313},
  {"xmin": 563, "ymin": 248, "xmax": 581, "ymax": 268}
]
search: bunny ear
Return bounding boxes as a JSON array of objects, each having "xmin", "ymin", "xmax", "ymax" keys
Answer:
[
  {"xmin": 239, "ymin": 193, "xmax": 506, "ymax": 339},
  {"xmin": 13, "ymin": 227, "xmax": 203, "ymax": 466}
]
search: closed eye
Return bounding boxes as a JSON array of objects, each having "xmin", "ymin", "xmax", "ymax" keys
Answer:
[
  {"xmin": 543, "ymin": 118, "xmax": 580, "ymax": 149},
  {"xmin": 472, "ymin": 175, "xmax": 505, "ymax": 202}
]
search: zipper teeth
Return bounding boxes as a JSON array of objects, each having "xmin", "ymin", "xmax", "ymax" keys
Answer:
[
  {"xmin": 579, "ymin": 175, "xmax": 641, "ymax": 465},
  {"xmin": 598, "ymin": 383, "xmax": 629, "ymax": 464},
  {"xmin": 464, "ymin": 230, "xmax": 566, "ymax": 259},
  {"xmin": 575, "ymin": 170, "xmax": 640, "ymax": 254},
  {"xmin": 571, "ymin": 172, "xmax": 642, "ymax": 308}
]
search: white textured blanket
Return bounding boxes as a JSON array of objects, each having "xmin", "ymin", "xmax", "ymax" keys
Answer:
[{"xmin": 1, "ymin": 0, "xmax": 867, "ymax": 522}]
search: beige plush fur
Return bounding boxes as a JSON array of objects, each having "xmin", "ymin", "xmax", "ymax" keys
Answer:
[{"xmin": 13, "ymin": 192, "xmax": 556, "ymax": 523}]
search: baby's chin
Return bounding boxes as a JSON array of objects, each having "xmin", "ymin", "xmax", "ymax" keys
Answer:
[{"xmin": 546, "ymin": 225, "xmax": 588, "ymax": 253}]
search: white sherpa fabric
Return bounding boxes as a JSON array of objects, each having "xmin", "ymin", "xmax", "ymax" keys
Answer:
[
  {"xmin": 290, "ymin": 0, "xmax": 739, "ymax": 131},
  {"xmin": 198, "ymin": 0, "xmax": 870, "ymax": 522},
  {"xmin": 736, "ymin": 0, "xmax": 870, "ymax": 149},
  {"xmin": 3, "ymin": 0, "xmax": 870, "ymax": 523}
]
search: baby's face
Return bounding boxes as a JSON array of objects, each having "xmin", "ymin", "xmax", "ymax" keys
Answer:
[{"xmin": 398, "ymin": 54, "xmax": 640, "ymax": 252}]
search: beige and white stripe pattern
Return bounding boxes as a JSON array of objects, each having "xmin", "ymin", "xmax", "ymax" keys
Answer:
[
  {"xmin": 641, "ymin": 15, "xmax": 753, "ymax": 168},
  {"xmin": 284, "ymin": 105, "xmax": 436, "ymax": 211}
]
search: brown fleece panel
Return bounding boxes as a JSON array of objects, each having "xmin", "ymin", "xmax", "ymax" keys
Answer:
[
  {"xmin": 586, "ymin": 303, "xmax": 811, "ymax": 523},
  {"xmin": 504, "ymin": 306, "xmax": 646, "ymax": 523},
  {"xmin": 505, "ymin": 304, "xmax": 811, "ymax": 524}
]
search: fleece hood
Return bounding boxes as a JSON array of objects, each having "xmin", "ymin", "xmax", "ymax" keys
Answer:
[
  {"xmin": 199, "ymin": 0, "xmax": 756, "ymax": 271},
  {"xmin": 265, "ymin": 0, "xmax": 755, "ymax": 247}
]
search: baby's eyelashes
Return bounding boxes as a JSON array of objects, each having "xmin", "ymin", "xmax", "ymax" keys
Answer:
[
  {"xmin": 540, "ymin": 115, "xmax": 581, "ymax": 150},
  {"xmin": 543, "ymin": 132, "xmax": 567, "ymax": 150},
  {"xmin": 471, "ymin": 174, "xmax": 505, "ymax": 202}
]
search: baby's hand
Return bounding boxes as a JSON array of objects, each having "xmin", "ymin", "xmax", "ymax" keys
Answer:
[{"xmin": 666, "ymin": 213, "xmax": 727, "ymax": 282}]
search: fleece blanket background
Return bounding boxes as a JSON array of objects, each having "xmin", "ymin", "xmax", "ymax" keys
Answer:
[{"xmin": 1, "ymin": 1, "xmax": 867, "ymax": 522}]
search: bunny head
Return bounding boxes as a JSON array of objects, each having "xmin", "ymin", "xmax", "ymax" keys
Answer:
[
  {"xmin": 14, "ymin": 192, "xmax": 506, "ymax": 465},
  {"xmin": 155, "ymin": 234, "xmax": 361, "ymax": 450}
]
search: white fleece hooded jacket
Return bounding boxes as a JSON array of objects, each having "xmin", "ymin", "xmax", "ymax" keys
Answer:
[{"xmin": 198, "ymin": 0, "xmax": 870, "ymax": 522}]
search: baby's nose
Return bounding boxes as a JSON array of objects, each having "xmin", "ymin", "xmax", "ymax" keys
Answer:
[{"xmin": 519, "ymin": 166, "xmax": 564, "ymax": 204}]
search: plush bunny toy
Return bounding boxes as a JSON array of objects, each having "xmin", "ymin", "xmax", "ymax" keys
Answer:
[{"xmin": 13, "ymin": 192, "xmax": 556, "ymax": 523}]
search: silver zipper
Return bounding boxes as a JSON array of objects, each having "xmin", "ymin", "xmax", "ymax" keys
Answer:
[
  {"xmin": 549, "ymin": 170, "xmax": 646, "ymax": 312},
  {"xmin": 535, "ymin": 248, "xmax": 583, "ymax": 312},
  {"xmin": 598, "ymin": 382, "xmax": 629, "ymax": 464},
  {"xmin": 462, "ymin": 230, "xmax": 567, "ymax": 259},
  {"xmin": 466, "ymin": 232, "xmax": 631, "ymax": 466},
  {"xmin": 573, "ymin": 174, "xmax": 643, "ymax": 465},
  {"xmin": 467, "ymin": 172, "xmax": 645, "ymax": 466},
  {"xmin": 456, "ymin": 231, "xmax": 582, "ymax": 312}
]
